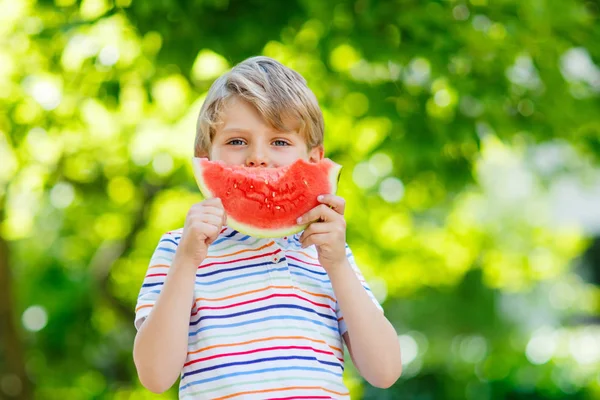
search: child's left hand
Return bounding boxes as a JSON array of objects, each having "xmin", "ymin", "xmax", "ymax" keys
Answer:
[{"xmin": 298, "ymin": 194, "xmax": 347, "ymax": 271}]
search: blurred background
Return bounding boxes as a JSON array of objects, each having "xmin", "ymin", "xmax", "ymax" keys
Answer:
[{"xmin": 1, "ymin": 0, "xmax": 600, "ymax": 399}]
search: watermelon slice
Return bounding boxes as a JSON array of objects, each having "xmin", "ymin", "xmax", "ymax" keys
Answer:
[{"xmin": 192, "ymin": 157, "xmax": 342, "ymax": 238}]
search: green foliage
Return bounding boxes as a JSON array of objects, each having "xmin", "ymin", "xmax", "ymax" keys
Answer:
[{"xmin": 1, "ymin": 0, "xmax": 599, "ymax": 399}]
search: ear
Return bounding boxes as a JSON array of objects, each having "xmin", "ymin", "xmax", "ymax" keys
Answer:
[
  {"xmin": 308, "ymin": 145, "xmax": 324, "ymax": 163},
  {"xmin": 195, "ymin": 147, "xmax": 211, "ymax": 160}
]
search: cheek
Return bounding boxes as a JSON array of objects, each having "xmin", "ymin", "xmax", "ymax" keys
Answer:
[
  {"xmin": 270, "ymin": 146, "xmax": 310, "ymax": 165},
  {"xmin": 209, "ymin": 145, "xmax": 222, "ymax": 160},
  {"xmin": 210, "ymin": 145, "xmax": 242, "ymax": 163}
]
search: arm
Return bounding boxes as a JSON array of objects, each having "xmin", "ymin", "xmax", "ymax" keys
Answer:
[
  {"xmin": 133, "ymin": 198, "xmax": 226, "ymax": 393},
  {"xmin": 329, "ymin": 259, "xmax": 402, "ymax": 388},
  {"xmin": 133, "ymin": 255, "xmax": 198, "ymax": 393},
  {"xmin": 298, "ymin": 194, "xmax": 402, "ymax": 388}
]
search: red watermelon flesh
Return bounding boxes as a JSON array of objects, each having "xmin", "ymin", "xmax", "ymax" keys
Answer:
[{"xmin": 192, "ymin": 157, "xmax": 342, "ymax": 238}]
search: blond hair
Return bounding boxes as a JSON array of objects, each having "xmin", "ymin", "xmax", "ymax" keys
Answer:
[{"xmin": 194, "ymin": 56, "xmax": 324, "ymax": 157}]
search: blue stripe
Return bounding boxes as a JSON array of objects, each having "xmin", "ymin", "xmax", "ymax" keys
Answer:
[
  {"xmin": 159, "ymin": 238, "xmax": 179, "ymax": 247},
  {"xmin": 188, "ymin": 315, "xmax": 339, "ymax": 336},
  {"xmin": 211, "ymin": 230, "xmax": 239, "ymax": 245},
  {"xmin": 196, "ymin": 260, "xmax": 279, "ymax": 278},
  {"xmin": 211, "ymin": 237, "xmax": 229, "ymax": 246},
  {"xmin": 288, "ymin": 262, "xmax": 328, "ymax": 276},
  {"xmin": 138, "ymin": 289, "xmax": 161, "ymax": 298},
  {"xmin": 141, "ymin": 282, "xmax": 163, "ymax": 288},
  {"xmin": 195, "ymin": 267, "xmax": 288, "ymax": 286},
  {"xmin": 182, "ymin": 355, "xmax": 342, "ymax": 379},
  {"xmin": 190, "ymin": 304, "xmax": 337, "ymax": 326},
  {"xmin": 157, "ymin": 246, "xmax": 176, "ymax": 253},
  {"xmin": 290, "ymin": 270, "xmax": 331, "ymax": 284},
  {"xmin": 179, "ymin": 366, "xmax": 343, "ymax": 391}
]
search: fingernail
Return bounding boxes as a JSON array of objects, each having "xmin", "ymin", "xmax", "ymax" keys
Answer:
[
  {"xmin": 317, "ymin": 195, "xmax": 324, "ymax": 201},
  {"xmin": 297, "ymin": 217, "xmax": 302, "ymax": 224}
]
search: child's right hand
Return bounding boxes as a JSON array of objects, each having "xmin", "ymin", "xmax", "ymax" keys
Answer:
[{"xmin": 175, "ymin": 198, "xmax": 227, "ymax": 267}]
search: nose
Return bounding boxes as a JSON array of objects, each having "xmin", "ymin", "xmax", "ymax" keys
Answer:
[{"xmin": 245, "ymin": 145, "xmax": 269, "ymax": 167}]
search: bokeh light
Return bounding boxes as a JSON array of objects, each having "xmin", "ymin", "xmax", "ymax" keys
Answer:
[{"xmin": 22, "ymin": 306, "xmax": 48, "ymax": 332}]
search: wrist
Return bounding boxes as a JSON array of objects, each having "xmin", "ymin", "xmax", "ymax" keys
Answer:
[
  {"xmin": 173, "ymin": 252, "xmax": 201, "ymax": 273},
  {"xmin": 326, "ymin": 258, "xmax": 352, "ymax": 281}
]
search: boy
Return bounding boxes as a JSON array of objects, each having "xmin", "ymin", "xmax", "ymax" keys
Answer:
[{"xmin": 133, "ymin": 56, "xmax": 402, "ymax": 399}]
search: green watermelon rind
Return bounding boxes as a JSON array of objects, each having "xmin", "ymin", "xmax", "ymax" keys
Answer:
[{"xmin": 191, "ymin": 158, "xmax": 342, "ymax": 238}]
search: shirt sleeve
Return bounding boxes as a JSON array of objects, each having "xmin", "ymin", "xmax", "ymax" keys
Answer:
[
  {"xmin": 134, "ymin": 231, "xmax": 179, "ymax": 330},
  {"xmin": 336, "ymin": 245, "xmax": 384, "ymax": 336}
]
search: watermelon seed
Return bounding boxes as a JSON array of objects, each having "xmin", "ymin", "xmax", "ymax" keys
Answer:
[
  {"xmin": 265, "ymin": 179, "xmax": 269, "ymax": 185},
  {"xmin": 265, "ymin": 198, "xmax": 268, "ymax": 203},
  {"xmin": 234, "ymin": 183, "xmax": 238, "ymax": 189},
  {"xmin": 303, "ymin": 179, "xmax": 308, "ymax": 186},
  {"xmin": 250, "ymin": 185, "xmax": 254, "ymax": 189},
  {"xmin": 275, "ymin": 206, "xmax": 281, "ymax": 210},
  {"xmin": 272, "ymin": 192, "xmax": 275, "ymax": 198}
]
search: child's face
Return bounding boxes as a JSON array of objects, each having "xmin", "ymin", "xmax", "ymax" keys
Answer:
[{"xmin": 209, "ymin": 97, "xmax": 323, "ymax": 168}]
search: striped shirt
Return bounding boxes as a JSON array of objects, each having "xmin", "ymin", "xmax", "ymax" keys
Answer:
[{"xmin": 135, "ymin": 227, "xmax": 382, "ymax": 399}]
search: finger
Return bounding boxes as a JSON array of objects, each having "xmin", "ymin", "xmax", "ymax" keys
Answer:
[
  {"xmin": 317, "ymin": 194, "xmax": 345, "ymax": 215},
  {"xmin": 202, "ymin": 198, "xmax": 224, "ymax": 210},
  {"xmin": 301, "ymin": 233, "xmax": 329, "ymax": 249},
  {"xmin": 222, "ymin": 210, "xmax": 228, "ymax": 226},
  {"xmin": 187, "ymin": 220, "xmax": 218, "ymax": 235},
  {"xmin": 299, "ymin": 222, "xmax": 333, "ymax": 243},
  {"xmin": 190, "ymin": 220, "xmax": 222, "ymax": 236},
  {"xmin": 200, "ymin": 223, "xmax": 221, "ymax": 245},
  {"xmin": 300, "ymin": 222, "xmax": 346, "ymax": 248},
  {"xmin": 190, "ymin": 204, "xmax": 225, "ymax": 217},
  {"xmin": 297, "ymin": 204, "xmax": 340, "ymax": 225},
  {"xmin": 199, "ymin": 206, "xmax": 226, "ymax": 217},
  {"xmin": 194, "ymin": 213, "xmax": 223, "ymax": 227},
  {"xmin": 202, "ymin": 197, "xmax": 223, "ymax": 206}
]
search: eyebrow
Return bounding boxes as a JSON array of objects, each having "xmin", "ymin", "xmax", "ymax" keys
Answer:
[
  {"xmin": 221, "ymin": 127, "xmax": 295, "ymax": 135},
  {"xmin": 221, "ymin": 127, "xmax": 252, "ymax": 134}
]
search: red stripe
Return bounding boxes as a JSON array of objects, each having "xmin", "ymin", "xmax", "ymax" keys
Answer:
[
  {"xmin": 184, "ymin": 345, "xmax": 336, "ymax": 367},
  {"xmin": 191, "ymin": 293, "xmax": 334, "ymax": 316},
  {"xmin": 198, "ymin": 249, "xmax": 282, "ymax": 269},
  {"xmin": 268, "ymin": 397, "xmax": 333, "ymax": 400},
  {"xmin": 286, "ymin": 255, "xmax": 321, "ymax": 267},
  {"xmin": 145, "ymin": 273, "xmax": 167, "ymax": 278}
]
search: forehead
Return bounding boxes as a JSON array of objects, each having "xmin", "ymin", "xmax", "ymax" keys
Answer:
[{"xmin": 217, "ymin": 96, "xmax": 301, "ymax": 134}]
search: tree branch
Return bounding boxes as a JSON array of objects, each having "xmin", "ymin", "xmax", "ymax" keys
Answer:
[{"xmin": 0, "ymin": 218, "xmax": 32, "ymax": 399}]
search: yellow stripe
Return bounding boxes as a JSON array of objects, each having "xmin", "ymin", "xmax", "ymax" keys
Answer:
[
  {"xmin": 214, "ymin": 385, "xmax": 349, "ymax": 399},
  {"xmin": 204, "ymin": 241, "xmax": 275, "ymax": 259}
]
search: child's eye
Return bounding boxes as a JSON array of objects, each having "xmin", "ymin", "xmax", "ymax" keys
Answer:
[
  {"xmin": 227, "ymin": 139, "xmax": 246, "ymax": 146},
  {"xmin": 272, "ymin": 140, "xmax": 290, "ymax": 147}
]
